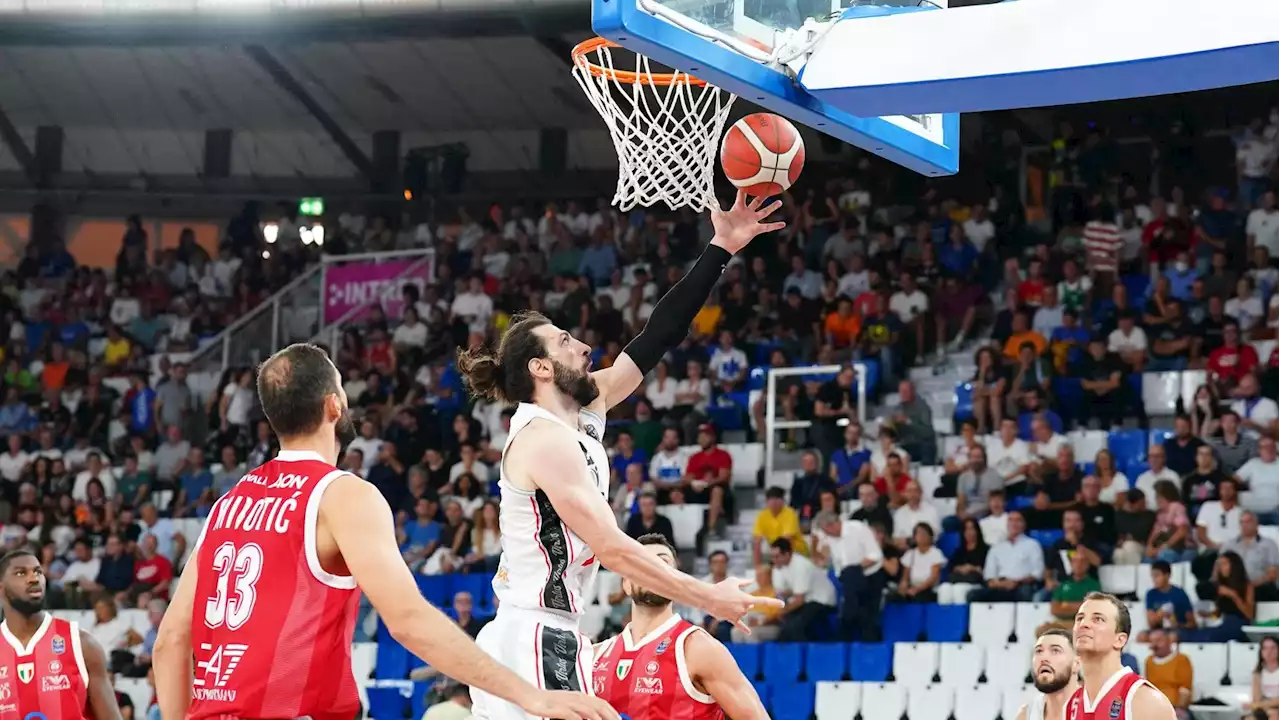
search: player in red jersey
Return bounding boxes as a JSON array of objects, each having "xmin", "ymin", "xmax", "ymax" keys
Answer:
[
  {"xmin": 0, "ymin": 549, "xmax": 121, "ymax": 720},
  {"xmin": 154, "ymin": 343, "xmax": 616, "ymax": 720},
  {"xmin": 1067, "ymin": 592, "xmax": 1176, "ymax": 720},
  {"xmin": 593, "ymin": 534, "xmax": 767, "ymax": 720}
]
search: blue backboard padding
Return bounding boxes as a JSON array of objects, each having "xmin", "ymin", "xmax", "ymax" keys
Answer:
[
  {"xmin": 805, "ymin": 42, "xmax": 1279, "ymax": 117},
  {"xmin": 592, "ymin": 0, "xmax": 960, "ymax": 176}
]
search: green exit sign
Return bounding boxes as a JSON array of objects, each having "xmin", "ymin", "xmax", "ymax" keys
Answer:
[{"xmin": 299, "ymin": 197, "xmax": 325, "ymax": 216}]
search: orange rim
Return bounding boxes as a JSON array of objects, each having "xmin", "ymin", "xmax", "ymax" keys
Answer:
[{"xmin": 571, "ymin": 37, "xmax": 709, "ymax": 86}]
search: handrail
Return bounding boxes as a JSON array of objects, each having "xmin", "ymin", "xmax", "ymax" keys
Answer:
[{"xmin": 187, "ymin": 263, "xmax": 323, "ymax": 367}]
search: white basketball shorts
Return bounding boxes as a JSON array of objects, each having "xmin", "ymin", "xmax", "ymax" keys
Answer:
[{"xmin": 471, "ymin": 605, "xmax": 595, "ymax": 720}]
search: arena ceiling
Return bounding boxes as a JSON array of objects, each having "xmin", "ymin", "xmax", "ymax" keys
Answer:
[{"xmin": 0, "ymin": 39, "xmax": 599, "ymax": 134}]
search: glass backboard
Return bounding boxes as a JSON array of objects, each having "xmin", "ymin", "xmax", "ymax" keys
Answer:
[{"xmin": 592, "ymin": 0, "xmax": 961, "ymax": 175}]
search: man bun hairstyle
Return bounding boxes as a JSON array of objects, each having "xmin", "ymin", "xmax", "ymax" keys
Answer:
[
  {"xmin": 456, "ymin": 311, "xmax": 551, "ymax": 405},
  {"xmin": 257, "ymin": 343, "xmax": 340, "ymax": 437}
]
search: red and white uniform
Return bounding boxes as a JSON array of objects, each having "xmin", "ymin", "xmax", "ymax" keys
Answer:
[
  {"xmin": 1065, "ymin": 667, "xmax": 1153, "ymax": 720},
  {"xmin": 187, "ymin": 450, "xmax": 361, "ymax": 720},
  {"xmin": 0, "ymin": 615, "xmax": 89, "ymax": 720},
  {"xmin": 593, "ymin": 615, "xmax": 723, "ymax": 720}
]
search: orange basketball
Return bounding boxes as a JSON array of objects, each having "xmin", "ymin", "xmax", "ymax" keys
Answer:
[{"xmin": 719, "ymin": 112, "xmax": 805, "ymax": 197}]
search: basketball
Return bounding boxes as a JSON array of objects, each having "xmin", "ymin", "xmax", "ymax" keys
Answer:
[{"xmin": 719, "ymin": 112, "xmax": 805, "ymax": 197}]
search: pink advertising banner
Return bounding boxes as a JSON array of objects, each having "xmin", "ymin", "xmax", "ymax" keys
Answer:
[{"xmin": 323, "ymin": 255, "xmax": 435, "ymax": 325}]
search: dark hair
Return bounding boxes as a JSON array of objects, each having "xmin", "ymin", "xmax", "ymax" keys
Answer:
[
  {"xmin": 1038, "ymin": 626, "xmax": 1074, "ymax": 648},
  {"xmin": 765, "ymin": 487, "xmax": 786, "ymax": 500},
  {"xmin": 1151, "ymin": 560, "xmax": 1172, "ymax": 576},
  {"xmin": 771, "ymin": 538, "xmax": 793, "ymax": 554},
  {"xmin": 636, "ymin": 533, "xmax": 676, "ymax": 556},
  {"xmin": 1256, "ymin": 636, "xmax": 1278, "ymax": 673},
  {"xmin": 913, "ymin": 522, "xmax": 935, "ymax": 542},
  {"xmin": 456, "ymin": 311, "xmax": 552, "ymax": 404},
  {"xmin": 708, "ymin": 550, "xmax": 729, "ymax": 563},
  {"xmin": 1082, "ymin": 591, "xmax": 1131, "ymax": 637},
  {"xmin": 257, "ymin": 343, "xmax": 341, "ymax": 437},
  {"xmin": 0, "ymin": 549, "xmax": 36, "ymax": 576}
]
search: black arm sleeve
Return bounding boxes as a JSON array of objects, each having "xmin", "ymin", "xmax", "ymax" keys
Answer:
[{"xmin": 622, "ymin": 244, "xmax": 732, "ymax": 374}]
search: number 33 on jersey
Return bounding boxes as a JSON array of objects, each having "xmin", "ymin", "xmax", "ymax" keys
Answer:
[{"xmin": 187, "ymin": 452, "xmax": 362, "ymax": 720}]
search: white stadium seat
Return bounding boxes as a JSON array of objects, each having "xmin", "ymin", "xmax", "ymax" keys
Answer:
[
  {"xmin": 596, "ymin": 570, "xmax": 621, "ymax": 606},
  {"xmin": 906, "ymin": 684, "xmax": 954, "ymax": 720},
  {"xmin": 1099, "ymin": 564, "xmax": 1139, "ymax": 596},
  {"xmin": 1014, "ymin": 603, "xmax": 1051, "ymax": 644},
  {"xmin": 915, "ymin": 465, "xmax": 945, "ymax": 498},
  {"xmin": 939, "ymin": 643, "xmax": 984, "ymax": 687},
  {"xmin": 722, "ymin": 443, "xmax": 763, "ymax": 487},
  {"xmin": 970, "ymin": 604, "xmax": 1016, "ymax": 646},
  {"xmin": 1143, "ymin": 372, "xmax": 1182, "ymax": 416},
  {"xmin": 1127, "ymin": 640, "xmax": 1151, "ymax": 670},
  {"xmin": 658, "ymin": 503, "xmax": 707, "ymax": 549},
  {"xmin": 117, "ymin": 678, "xmax": 152, "ymax": 714},
  {"xmin": 1126, "ymin": 602, "xmax": 1149, "ymax": 635},
  {"xmin": 1069, "ymin": 430, "xmax": 1109, "ymax": 464},
  {"xmin": 580, "ymin": 605, "xmax": 607, "ymax": 640},
  {"xmin": 352, "ymin": 641, "xmax": 376, "ymax": 709},
  {"xmin": 1181, "ymin": 643, "xmax": 1229, "ymax": 690},
  {"xmin": 1002, "ymin": 685, "xmax": 1036, "ymax": 720},
  {"xmin": 953, "ymin": 684, "xmax": 1003, "ymax": 720},
  {"xmin": 1136, "ymin": 564, "xmax": 1157, "ymax": 600},
  {"xmin": 893, "ymin": 643, "xmax": 940, "ymax": 686},
  {"xmin": 860, "ymin": 683, "xmax": 908, "ymax": 720},
  {"xmin": 1260, "ymin": 526, "xmax": 1280, "ymax": 547},
  {"xmin": 1180, "ymin": 369, "xmax": 1208, "ymax": 409},
  {"xmin": 1227, "ymin": 642, "xmax": 1259, "ymax": 685},
  {"xmin": 1258, "ymin": 602, "xmax": 1280, "ymax": 623},
  {"xmin": 985, "ymin": 645, "xmax": 1032, "ymax": 687},
  {"xmin": 815, "ymin": 681, "xmax": 861, "ymax": 720}
]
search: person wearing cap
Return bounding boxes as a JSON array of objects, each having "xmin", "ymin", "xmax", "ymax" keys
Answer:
[{"xmin": 682, "ymin": 424, "xmax": 734, "ymax": 539}]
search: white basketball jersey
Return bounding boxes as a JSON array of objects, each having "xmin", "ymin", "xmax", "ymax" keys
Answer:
[
  {"xmin": 493, "ymin": 402, "xmax": 610, "ymax": 620},
  {"xmin": 1025, "ymin": 691, "xmax": 1048, "ymax": 720}
]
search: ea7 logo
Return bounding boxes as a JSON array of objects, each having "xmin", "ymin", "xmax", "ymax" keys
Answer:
[{"xmin": 633, "ymin": 677, "xmax": 663, "ymax": 695}]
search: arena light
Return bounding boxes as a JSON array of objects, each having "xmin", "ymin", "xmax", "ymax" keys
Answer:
[{"xmin": 262, "ymin": 222, "xmax": 279, "ymax": 244}]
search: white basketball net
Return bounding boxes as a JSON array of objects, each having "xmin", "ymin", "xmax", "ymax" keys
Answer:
[{"xmin": 572, "ymin": 41, "xmax": 736, "ymax": 212}]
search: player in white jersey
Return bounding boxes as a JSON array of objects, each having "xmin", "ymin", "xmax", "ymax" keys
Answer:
[
  {"xmin": 1017, "ymin": 628, "xmax": 1080, "ymax": 720},
  {"xmin": 458, "ymin": 191, "xmax": 786, "ymax": 720}
]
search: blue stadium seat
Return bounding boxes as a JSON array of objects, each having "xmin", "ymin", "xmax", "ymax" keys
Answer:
[
  {"xmin": 804, "ymin": 642, "xmax": 848, "ymax": 682},
  {"xmin": 1122, "ymin": 274, "xmax": 1150, "ymax": 301},
  {"xmin": 1149, "ymin": 428, "xmax": 1174, "ymax": 448},
  {"xmin": 375, "ymin": 638, "xmax": 411, "ymax": 680},
  {"xmin": 1010, "ymin": 495, "xmax": 1036, "ymax": 511},
  {"xmin": 1029, "ymin": 529, "xmax": 1065, "ymax": 548},
  {"xmin": 410, "ymin": 681, "xmax": 434, "ymax": 718},
  {"xmin": 770, "ymin": 682, "xmax": 817, "ymax": 720},
  {"xmin": 761, "ymin": 642, "xmax": 804, "ymax": 682},
  {"xmin": 416, "ymin": 574, "xmax": 453, "ymax": 606},
  {"xmin": 1124, "ymin": 459, "xmax": 1150, "ymax": 480},
  {"xmin": 925, "ymin": 604, "xmax": 969, "ymax": 642},
  {"xmin": 366, "ymin": 686, "xmax": 409, "ymax": 719},
  {"xmin": 707, "ymin": 404, "xmax": 745, "ymax": 431},
  {"xmin": 752, "ymin": 680, "xmax": 772, "ymax": 711},
  {"xmin": 936, "ymin": 530, "xmax": 961, "ymax": 558},
  {"xmin": 727, "ymin": 643, "xmax": 762, "ymax": 680},
  {"xmin": 453, "ymin": 573, "xmax": 494, "ymax": 609},
  {"xmin": 748, "ymin": 366, "xmax": 767, "ymax": 391},
  {"xmin": 854, "ymin": 360, "xmax": 880, "ymax": 395},
  {"xmin": 849, "ymin": 642, "xmax": 892, "ymax": 682},
  {"xmin": 1121, "ymin": 652, "xmax": 1139, "ymax": 673},
  {"xmin": 953, "ymin": 382, "xmax": 975, "ymax": 421},
  {"xmin": 1078, "ymin": 462, "xmax": 1096, "ymax": 477},
  {"xmin": 1109, "ymin": 429, "xmax": 1148, "ymax": 464},
  {"xmin": 881, "ymin": 602, "xmax": 926, "ymax": 643},
  {"xmin": 1052, "ymin": 377, "xmax": 1083, "ymax": 424}
]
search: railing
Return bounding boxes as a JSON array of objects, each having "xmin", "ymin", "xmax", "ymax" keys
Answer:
[
  {"xmin": 188, "ymin": 264, "xmax": 324, "ymax": 379},
  {"xmin": 763, "ymin": 363, "xmax": 867, "ymax": 484}
]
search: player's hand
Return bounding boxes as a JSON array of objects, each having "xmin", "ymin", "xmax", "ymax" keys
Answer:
[
  {"xmin": 710, "ymin": 190, "xmax": 786, "ymax": 254},
  {"xmin": 705, "ymin": 577, "xmax": 784, "ymax": 635},
  {"xmin": 521, "ymin": 690, "xmax": 621, "ymax": 720}
]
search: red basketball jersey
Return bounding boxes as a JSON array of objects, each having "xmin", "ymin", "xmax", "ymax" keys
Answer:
[
  {"xmin": 187, "ymin": 450, "xmax": 361, "ymax": 720},
  {"xmin": 1065, "ymin": 667, "xmax": 1152, "ymax": 720},
  {"xmin": 594, "ymin": 615, "xmax": 724, "ymax": 720},
  {"xmin": 0, "ymin": 615, "xmax": 89, "ymax": 720}
]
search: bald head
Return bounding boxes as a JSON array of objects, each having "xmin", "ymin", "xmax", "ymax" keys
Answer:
[{"xmin": 257, "ymin": 343, "xmax": 343, "ymax": 437}]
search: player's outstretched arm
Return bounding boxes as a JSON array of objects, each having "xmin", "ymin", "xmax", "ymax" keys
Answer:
[
  {"xmin": 79, "ymin": 630, "xmax": 124, "ymax": 720},
  {"xmin": 1132, "ymin": 683, "xmax": 1178, "ymax": 719},
  {"xmin": 322, "ymin": 474, "xmax": 619, "ymax": 720},
  {"xmin": 592, "ymin": 190, "xmax": 784, "ymax": 410},
  {"xmin": 528, "ymin": 425, "xmax": 780, "ymax": 630},
  {"xmin": 154, "ymin": 540, "xmax": 200, "ymax": 720},
  {"xmin": 683, "ymin": 629, "xmax": 768, "ymax": 720}
]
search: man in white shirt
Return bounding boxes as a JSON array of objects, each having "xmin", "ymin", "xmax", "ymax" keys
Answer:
[
  {"xmin": 979, "ymin": 490, "xmax": 1010, "ymax": 546},
  {"xmin": 813, "ymin": 512, "xmax": 882, "ymax": 643},
  {"xmin": 770, "ymin": 537, "xmax": 838, "ymax": 642},
  {"xmin": 1244, "ymin": 188, "xmax": 1278, "ymax": 259},
  {"xmin": 1135, "ymin": 444, "xmax": 1181, "ymax": 508},
  {"xmin": 1196, "ymin": 475, "xmax": 1244, "ymax": 555},
  {"xmin": 1231, "ymin": 374, "xmax": 1279, "ymax": 441},
  {"xmin": 890, "ymin": 272, "xmax": 930, "ymax": 362},
  {"xmin": 1027, "ymin": 417, "xmax": 1068, "ymax": 479},
  {"xmin": 346, "ymin": 420, "xmax": 385, "ymax": 474},
  {"xmin": 891, "ymin": 480, "xmax": 942, "ymax": 548},
  {"xmin": 0, "ymin": 435, "xmax": 30, "ymax": 483},
  {"xmin": 963, "ymin": 205, "xmax": 996, "ymax": 252},
  {"xmin": 836, "ymin": 254, "xmax": 871, "ymax": 299},
  {"xmin": 1236, "ymin": 436, "xmax": 1279, "ymax": 521},
  {"xmin": 649, "ymin": 427, "xmax": 690, "ymax": 491},
  {"xmin": 450, "ymin": 274, "xmax": 495, "ymax": 334},
  {"xmin": 707, "ymin": 331, "xmax": 748, "ymax": 389},
  {"xmin": 1107, "ymin": 312, "xmax": 1148, "ymax": 368},
  {"xmin": 392, "ymin": 307, "xmax": 430, "ymax": 350},
  {"xmin": 61, "ymin": 539, "xmax": 101, "ymax": 607},
  {"xmin": 1032, "ymin": 286, "xmax": 1065, "ymax": 339},
  {"xmin": 987, "ymin": 418, "xmax": 1032, "ymax": 488},
  {"xmin": 970, "ymin": 511, "xmax": 1045, "ymax": 602}
]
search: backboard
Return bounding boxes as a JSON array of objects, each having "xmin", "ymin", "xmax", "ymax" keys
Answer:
[{"xmin": 591, "ymin": 0, "xmax": 962, "ymax": 176}]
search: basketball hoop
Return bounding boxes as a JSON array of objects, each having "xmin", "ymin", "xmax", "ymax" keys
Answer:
[{"xmin": 571, "ymin": 37, "xmax": 736, "ymax": 212}]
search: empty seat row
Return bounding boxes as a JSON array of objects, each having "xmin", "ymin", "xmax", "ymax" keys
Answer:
[{"xmin": 813, "ymin": 681, "xmax": 1023, "ymax": 720}]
